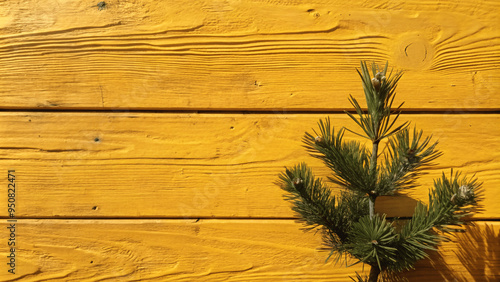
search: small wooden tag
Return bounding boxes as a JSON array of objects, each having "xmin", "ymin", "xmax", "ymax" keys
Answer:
[{"xmin": 374, "ymin": 195, "xmax": 419, "ymax": 218}]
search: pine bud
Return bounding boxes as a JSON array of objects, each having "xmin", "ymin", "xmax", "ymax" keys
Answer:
[
  {"xmin": 315, "ymin": 136, "xmax": 324, "ymax": 144},
  {"xmin": 458, "ymin": 184, "xmax": 473, "ymax": 200},
  {"xmin": 371, "ymin": 72, "xmax": 385, "ymax": 91},
  {"xmin": 451, "ymin": 185, "xmax": 474, "ymax": 204},
  {"xmin": 293, "ymin": 178, "xmax": 303, "ymax": 186},
  {"xmin": 371, "ymin": 240, "xmax": 379, "ymax": 245},
  {"xmin": 405, "ymin": 149, "xmax": 418, "ymax": 164},
  {"xmin": 371, "ymin": 77, "xmax": 381, "ymax": 90}
]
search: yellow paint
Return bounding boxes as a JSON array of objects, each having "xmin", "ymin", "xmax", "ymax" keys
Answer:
[
  {"xmin": 0, "ymin": 0, "xmax": 498, "ymax": 280},
  {"xmin": 0, "ymin": 0, "xmax": 498, "ymax": 110},
  {"xmin": 0, "ymin": 113, "xmax": 498, "ymax": 219},
  {"xmin": 0, "ymin": 220, "xmax": 498, "ymax": 281}
]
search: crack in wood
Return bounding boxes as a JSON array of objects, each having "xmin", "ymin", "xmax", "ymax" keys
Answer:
[{"xmin": 99, "ymin": 85, "xmax": 105, "ymax": 108}]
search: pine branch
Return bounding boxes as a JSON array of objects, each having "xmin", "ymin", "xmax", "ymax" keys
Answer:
[
  {"xmin": 276, "ymin": 61, "xmax": 483, "ymax": 281},
  {"xmin": 387, "ymin": 170, "xmax": 482, "ymax": 272},
  {"xmin": 278, "ymin": 163, "xmax": 356, "ymax": 242},
  {"xmin": 322, "ymin": 191, "xmax": 369, "ymax": 264},
  {"xmin": 378, "ymin": 127, "xmax": 443, "ymax": 195},
  {"xmin": 347, "ymin": 214, "xmax": 398, "ymax": 270},
  {"xmin": 351, "ymin": 61, "xmax": 406, "ymax": 143},
  {"xmin": 303, "ymin": 118, "xmax": 377, "ymax": 196}
]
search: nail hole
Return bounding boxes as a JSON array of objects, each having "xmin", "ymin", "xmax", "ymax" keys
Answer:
[
  {"xmin": 90, "ymin": 261, "xmax": 94, "ymax": 264},
  {"xmin": 94, "ymin": 137, "xmax": 100, "ymax": 142},
  {"xmin": 97, "ymin": 1, "xmax": 106, "ymax": 10},
  {"xmin": 92, "ymin": 206, "xmax": 98, "ymax": 210},
  {"xmin": 230, "ymin": 126, "xmax": 234, "ymax": 130}
]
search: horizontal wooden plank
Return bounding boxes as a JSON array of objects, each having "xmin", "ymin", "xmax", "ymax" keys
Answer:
[
  {"xmin": 0, "ymin": 219, "xmax": 498, "ymax": 281},
  {"xmin": 0, "ymin": 0, "xmax": 499, "ymax": 110},
  {"xmin": 0, "ymin": 112, "xmax": 498, "ymax": 219}
]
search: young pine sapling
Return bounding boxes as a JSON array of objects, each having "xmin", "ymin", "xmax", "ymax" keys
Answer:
[{"xmin": 277, "ymin": 61, "xmax": 482, "ymax": 281}]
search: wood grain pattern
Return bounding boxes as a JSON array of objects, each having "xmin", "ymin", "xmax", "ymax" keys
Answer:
[
  {"xmin": 1, "ymin": 0, "xmax": 499, "ymax": 110},
  {"xmin": 0, "ymin": 112, "xmax": 498, "ymax": 219},
  {"xmin": 0, "ymin": 220, "xmax": 498, "ymax": 281},
  {"xmin": 1, "ymin": 0, "xmax": 499, "ymax": 280}
]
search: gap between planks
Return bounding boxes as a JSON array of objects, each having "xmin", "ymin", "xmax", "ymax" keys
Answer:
[
  {"xmin": 2, "ymin": 217, "xmax": 499, "ymax": 221},
  {"xmin": 1, "ymin": 108, "xmax": 499, "ymax": 114}
]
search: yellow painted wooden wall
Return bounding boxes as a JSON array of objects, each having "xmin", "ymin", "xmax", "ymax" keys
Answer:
[{"xmin": 1, "ymin": 0, "xmax": 499, "ymax": 281}]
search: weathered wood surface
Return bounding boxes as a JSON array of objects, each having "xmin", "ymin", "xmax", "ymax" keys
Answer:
[
  {"xmin": 1, "ymin": 0, "xmax": 499, "ymax": 280},
  {"xmin": 0, "ymin": 112, "xmax": 498, "ymax": 219},
  {"xmin": 0, "ymin": 220, "xmax": 498, "ymax": 281},
  {"xmin": 1, "ymin": 0, "xmax": 499, "ymax": 110}
]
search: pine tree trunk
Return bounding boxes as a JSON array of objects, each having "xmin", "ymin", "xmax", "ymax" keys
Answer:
[
  {"xmin": 368, "ymin": 265, "xmax": 380, "ymax": 282},
  {"xmin": 369, "ymin": 140, "xmax": 379, "ymax": 175},
  {"xmin": 368, "ymin": 140, "xmax": 379, "ymax": 218}
]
